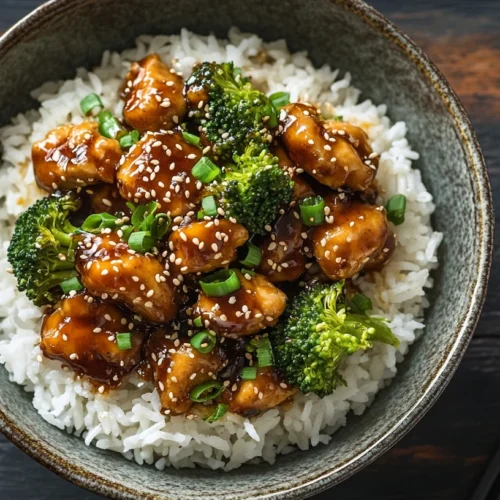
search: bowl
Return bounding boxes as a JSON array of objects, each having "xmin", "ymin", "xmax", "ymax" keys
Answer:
[{"xmin": 0, "ymin": 0, "xmax": 493, "ymax": 498}]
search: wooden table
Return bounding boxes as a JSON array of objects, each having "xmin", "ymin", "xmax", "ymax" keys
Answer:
[{"xmin": 0, "ymin": 1, "xmax": 498, "ymax": 498}]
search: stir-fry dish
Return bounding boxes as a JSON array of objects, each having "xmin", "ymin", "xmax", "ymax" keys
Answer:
[{"xmin": 8, "ymin": 56, "xmax": 408, "ymax": 421}]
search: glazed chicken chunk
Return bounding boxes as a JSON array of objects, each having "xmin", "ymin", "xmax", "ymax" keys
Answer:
[
  {"xmin": 279, "ymin": 103, "xmax": 376, "ymax": 191},
  {"xmin": 75, "ymin": 232, "xmax": 179, "ymax": 323},
  {"xmin": 220, "ymin": 367, "xmax": 297, "ymax": 416},
  {"xmin": 194, "ymin": 270, "xmax": 287, "ymax": 337},
  {"xmin": 40, "ymin": 294, "xmax": 144, "ymax": 387},
  {"xmin": 168, "ymin": 219, "xmax": 249, "ymax": 274},
  {"xmin": 311, "ymin": 194, "xmax": 393, "ymax": 280},
  {"xmin": 117, "ymin": 130, "xmax": 203, "ymax": 216},
  {"xmin": 146, "ymin": 330, "xmax": 225, "ymax": 415},
  {"xmin": 256, "ymin": 208, "xmax": 307, "ymax": 282},
  {"xmin": 32, "ymin": 121, "xmax": 121, "ymax": 192},
  {"xmin": 122, "ymin": 54, "xmax": 187, "ymax": 132}
]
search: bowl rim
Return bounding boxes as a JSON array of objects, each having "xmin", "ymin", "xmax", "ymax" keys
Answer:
[{"xmin": 0, "ymin": 0, "xmax": 493, "ymax": 498}]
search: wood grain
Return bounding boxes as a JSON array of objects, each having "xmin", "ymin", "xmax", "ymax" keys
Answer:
[{"xmin": 0, "ymin": 1, "xmax": 499, "ymax": 499}]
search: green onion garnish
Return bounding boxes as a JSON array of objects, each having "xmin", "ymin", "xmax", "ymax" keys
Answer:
[
  {"xmin": 239, "ymin": 243, "xmax": 262, "ymax": 268},
  {"xmin": 60, "ymin": 276, "xmax": 83, "ymax": 294},
  {"xmin": 197, "ymin": 210, "xmax": 206, "ymax": 220},
  {"xmin": 119, "ymin": 130, "xmax": 140, "ymax": 149},
  {"xmin": 193, "ymin": 317, "xmax": 203, "ymax": 327},
  {"xmin": 386, "ymin": 194, "xmax": 407, "ymax": 226},
  {"xmin": 150, "ymin": 213, "xmax": 171, "ymax": 240},
  {"xmin": 128, "ymin": 231, "xmax": 154, "ymax": 253},
  {"xmin": 191, "ymin": 157, "xmax": 221, "ymax": 184},
  {"xmin": 120, "ymin": 224, "xmax": 135, "ymax": 242},
  {"xmin": 350, "ymin": 293, "xmax": 372, "ymax": 314},
  {"xmin": 190, "ymin": 331, "xmax": 216, "ymax": 354},
  {"xmin": 202, "ymin": 196, "xmax": 218, "ymax": 217},
  {"xmin": 205, "ymin": 403, "xmax": 228, "ymax": 423},
  {"xmin": 80, "ymin": 93, "xmax": 103, "ymax": 116},
  {"xmin": 99, "ymin": 116, "xmax": 124, "ymax": 139},
  {"xmin": 81, "ymin": 213, "xmax": 118, "ymax": 233},
  {"xmin": 116, "ymin": 332, "xmax": 132, "ymax": 350},
  {"xmin": 131, "ymin": 201, "xmax": 158, "ymax": 230},
  {"xmin": 241, "ymin": 268, "xmax": 256, "ymax": 278},
  {"xmin": 190, "ymin": 381, "xmax": 224, "ymax": 402},
  {"xmin": 269, "ymin": 91, "xmax": 290, "ymax": 109},
  {"xmin": 263, "ymin": 103, "xmax": 278, "ymax": 128},
  {"xmin": 334, "ymin": 115, "xmax": 344, "ymax": 122},
  {"xmin": 300, "ymin": 196, "xmax": 325, "ymax": 226},
  {"xmin": 98, "ymin": 110, "xmax": 113, "ymax": 124},
  {"xmin": 241, "ymin": 366, "xmax": 257, "ymax": 380},
  {"xmin": 257, "ymin": 336, "xmax": 274, "ymax": 367},
  {"xmin": 200, "ymin": 269, "xmax": 241, "ymax": 297},
  {"xmin": 182, "ymin": 131, "xmax": 201, "ymax": 148}
]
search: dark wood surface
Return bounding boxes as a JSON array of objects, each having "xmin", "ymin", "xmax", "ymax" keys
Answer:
[{"xmin": 0, "ymin": 0, "xmax": 499, "ymax": 498}]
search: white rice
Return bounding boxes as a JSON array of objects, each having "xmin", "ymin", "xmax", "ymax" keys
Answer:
[{"xmin": 0, "ymin": 29, "xmax": 442, "ymax": 470}]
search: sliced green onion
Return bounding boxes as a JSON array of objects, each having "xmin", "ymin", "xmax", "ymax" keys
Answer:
[
  {"xmin": 200, "ymin": 269, "xmax": 241, "ymax": 297},
  {"xmin": 119, "ymin": 130, "xmax": 140, "ymax": 149},
  {"xmin": 131, "ymin": 201, "xmax": 158, "ymax": 230},
  {"xmin": 201, "ymin": 196, "xmax": 218, "ymax": 217},
  {"xmin": 241, "ymin": 366, "xmax": 257, "ymax": 380},
  {"xmin": 81, "ymin": 213, "xmax": 118, "ymax": 233},
  {"xmin": 80, "ymin": 93, "xmax": 103, "ymax": 116},
  {"xmin": 182, "ymin": 131, "xmax": 201, "ymax": 148},
  {"xmin": 98, "ymin": 110, "xmax": 113, "ymax": 124},
  {"xmin": 60, "ymin": 276, "xmax": 83, "ymax": 294},
  {"xmin": 205, "ymin": 403, "xmax": 228, "ymax": 423},
  {"xmin": 116, "ymin": 332, "xmax": 132, "ymax": 350},
  {"xmin": 128, "ymin": 231, "xmax": 154, "ymax": 253},
  {"xmin": 191, "ymin": 157, "xmax": 221, "ymax": 183},
  {"xmin": 190, "ymin": 380, "xmax": 224, "ymax": 402},
  {"xmin": 193, "ymin": 317, "xmax": 203, "ymax": 327},
  {"xmin": 241, "ymin": 268, "xmax": 256, "ymax": 278},
  {"xmin": 263, "ymin": 103, "xmax": 278, "ymax": 128},
  {"xmin": 300, "ymin": 196, "xmax": 325, "ymax": 226},
  {"xmin": 269, "ymin": 91, "xmax": 290, "ymax": 109},
  {"xmin": 350, "ymin": 293, "xmax": 372, "ymax": 314},
  {"xmin": 119, "ymin": 224, "xmax": 135, "ymax": 242},
  {"xmin": 150, "ymin": 213, "xmax": 171, "ymax": 240},
  {"xmin": 386, "ymin": 194, "xmax": 407, "ymax": 226},
  {"xmin": 99, "ymin": 116, "xmax": 124, "ymax": 139},
  {"xmin": 190, "ymin": 331, "xmax": 216, "ymax": 354},
  {"xmin": 257, "ymin": 336, "xmax": 274, "ymax": 367},
  {"xmin": 239, "ymin": 243, "xmax": 262, "ymax": 268},
  {"xmin": 197, "ymin": 210, "xmax": 206, "ymax": 220}
]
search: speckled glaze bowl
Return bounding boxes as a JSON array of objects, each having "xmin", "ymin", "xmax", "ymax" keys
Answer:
[{"xmin": 0, "ymin": 0, "xmax": 493, "ymax": 498}]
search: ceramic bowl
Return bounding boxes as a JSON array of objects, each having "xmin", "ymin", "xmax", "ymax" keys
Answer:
[{"xmin": 0, "ymin": 0, "xmax": 493, "ymax": 498}]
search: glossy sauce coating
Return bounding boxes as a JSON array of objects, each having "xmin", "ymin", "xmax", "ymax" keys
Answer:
[
  {"xmin": 32, "ymin": 121, "xmax": 121, "ymax": 192},
  {"xmin": 194, "ymin": 270, "xmax": 287, "ymax": 337},
  {"xmin": 122, "ymin": 54, "xmax": 187, "ymax": 132},
  {"xmin": 40, "ymin": 294, "xmax": 144, "ymax": 387},
  {"xmin": 117, "ymin": 130, "xmax": 203, "ymax": 216},
  {"xmin": 87, "ymin": 183, "xmax": 131, "ymax": 215},
  {"xmin": 279, "ymin": 103, "xmax": 376, "ymax": 191},
  {"xmin": 168, "ymin": 219, "xmax": 249, "ymax": 274},
  {"xmin": 146, "ymin": 329, "xmax": 225, "ymax": 415},
  {"xmin": 75, "ymin": 232, "xmax": 179, "ymax": 323}
]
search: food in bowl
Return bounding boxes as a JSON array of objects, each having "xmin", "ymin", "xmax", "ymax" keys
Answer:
[{"xmin": 0, "ymin": 29, "xmax": 442, "ymax": 470}]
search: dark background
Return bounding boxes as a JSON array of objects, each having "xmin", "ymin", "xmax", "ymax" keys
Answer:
[{"xmin": 0, "ymin": 0, "xmax": 499, "ymax": 498}]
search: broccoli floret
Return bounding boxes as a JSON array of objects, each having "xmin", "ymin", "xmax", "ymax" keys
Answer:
[
  {"xmin": 186, "ymin": 62, "xmax": 276, "ymax": 160},
  {"xmin": 270, "ymin": 281, "xmax": 399, "ymax": 397},
  {"xmin": 214, "ymin": 142, "xmax": 293, "ymax": 234},
  {"xmin": 7, "ymin": 193, "xmax": 81, "ymax": 306}
]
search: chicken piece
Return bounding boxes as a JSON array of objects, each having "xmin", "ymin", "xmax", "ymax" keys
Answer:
[
  {"xmin": 122, "ymin": 54, "xmax": 186, "ymax": 133},
  {"xmin": 75, "ymin": 232, "xmax": 179, "ymax": 323},
  {"xmin": 117, "ymin": 130, "xmax": 203, "ymax": 216},
  {"xmin": 256, "ymin": 208, "xmax": 307, "ymax": 282},
  {"xmin": 311, "ymin": 194, "xmax": 390, "ymax": 280},
  {"xmin": 184, "ymin": 70, "xmax": 210, "ymax": 113},
  {"xmin": 271, "ymin": 143, "xmax": 315, "ymax": 200},
  {"xmin": 146, "ymin": 330, "xmax": 225, "ymax": 415},
  {"xmin": 40, "ymin": 294, "xmax": 144, "ymax": 387},
  {"xmin": 279, "ymin": 103, "xmax": 376, "ymax": 191},
  {"xmin": 363, "ymin": 229, "xmax": 396, "ymax": 271},
  {"xmin": 168, "ymin": 219, "xmax": 248, "ymax": 274},
  {"xmin": 194, "ymin": 270, "xmax": 287, "ymax": 337},
  {"xmin": 86, "ymin": 183, "xmax": 131, "ymax": 215},
  {"xmin": 32, "ymin": 121, "xmax": 121, "ymax": 192},
  {"xmin": 220, "ymin": 367, "xmax": 297, "ymax": 416}
]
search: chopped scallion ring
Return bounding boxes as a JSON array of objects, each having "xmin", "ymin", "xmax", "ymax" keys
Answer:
[
  {"xmin": 191, "ymin": 157, "xmax": 221, "ymax": 183},
  {"xmin": 182, "ymin": 131, "xmax": 201, "ymax": 148},
  {"xmin": 116, "ymin": 332, "xmax": 132, "ymax": 350},
  {"xmin": 193, "ymin": 317, "xmax": 203, "ymax": 327},
  {"xmin": 81, "ymin": 213, "xmax": 118, "ymax": 233},
  {"xmin": 99, "ymin": 116, "xmax": 124, "ymax": 139},
  {"xmin": 128, "ymin": 231, "xmax": 154, "ymax": 253},
  {"xmin": 80, "ymin": 93, "xmax": 103, "ymax": 116},
  {"xmin": 150, "ymin": 213, "xmax": 171, "ymax": 240},
  {"xmin": 119, "ymin": 225, "xmax": 134, "ymax": 242},
  {"xmin": 197, "ymin": 210, "xmax": 206, "ymax": 220},
  {"xmin": 263, "ymin": 103, "xmax": 278, "ymax": 128},
  {"xmin": 241, "ymin": 366, "xmax": 257, "ymax": 380},
  {"xmin": 205, "ymin": 403, "xmax": 228, "ymax": 423},
  {"xmin": 190, "ymin": 380, "xmax": 224, "ymax": 402},
  {"xmin": 239, "ymin": 243, "xmax": 262, "ymax": 268},
  {"xmin": 257, "ymin": 336, "xmax": 274, "ymax": 367},
  {"xmin": 119, "ymin": 130, "xmax": 140, "ymax": 149},
  {"xmin": 386, "ymin": 194, "xmax": 407, "ymax": 226},
  {"xmin": 269, "ymin": 91, "xmax": 290, "ymax": 109},
  {"xmin": 60, "ymin": 276, "xmax": 83, "ymax": 294},
  {"xmin": 201, "ymin": 196, "xmax": 218, "ymax": 217},
  {"xmin": 200, "ymin": 269, "xmax": 241, "ymax": 297},
  {"xmin": 299, "ymin": 196, "xmax": 326, "ymax": 226},
  {"xmin": 97, "ymin": 110, "xmax": 113, "ymax": 124},
  {"xmin": 190, "ymin": 331, "xmax": 216, "ymax": 354},
  {"xmin": 350, "ymin": 293, "xmax": 372, "ymax": 314}
]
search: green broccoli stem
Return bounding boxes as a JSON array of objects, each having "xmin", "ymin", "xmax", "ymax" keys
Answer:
[
  {"xmin": 38, "ymin": 269, "xmax": 79, "ymax": 295},
  {"xmin": 52, "ymin": 224, "xmax": 77, "ymax": 247}
]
